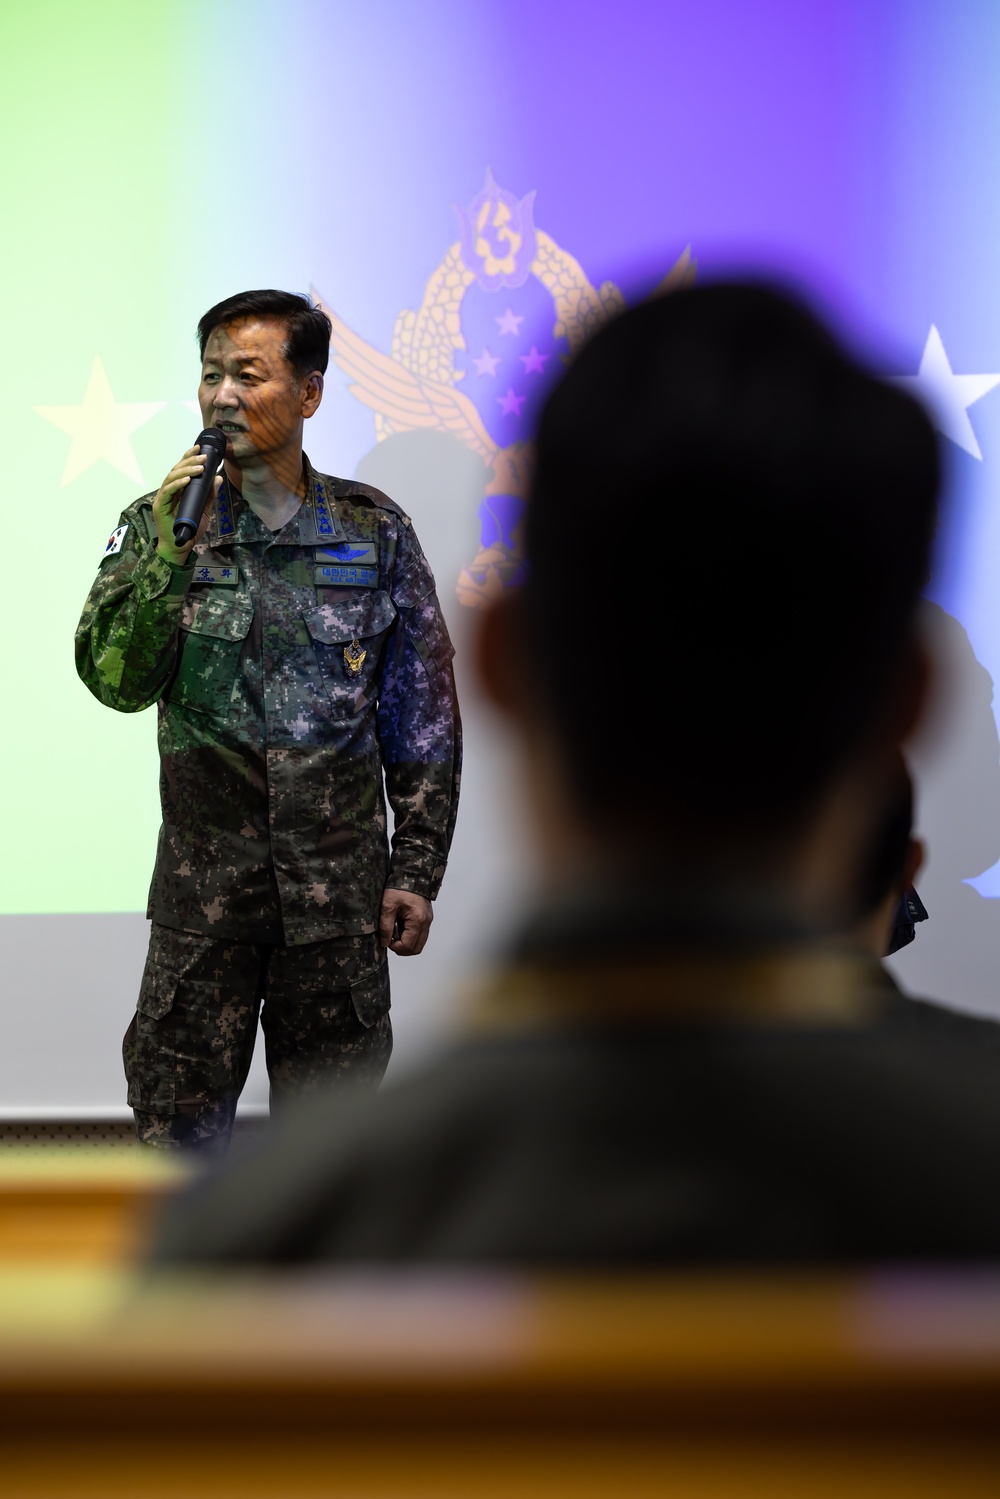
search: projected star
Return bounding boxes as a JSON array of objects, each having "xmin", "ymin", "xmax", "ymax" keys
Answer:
[
  {"xmin": 892, "ymin": 326, "xmax": 1000, "ymax": 461},
  {"xmin": 473, "ymin": 348, "xmax": 501, "ymax": 377},
  {"xmin": 519, "ymin": 346, "xmax": 549, "ymax": 375},
  {"xmin": 495, "ymin": 308, "xmax": 523, "ymax": 337},
  {"xmin": 34, "ymin": 357, "xmax": 165, "ymax": 485},
  {"xmin": 497, "ymin": 387, "xmax": 526, "ymax": 416}
]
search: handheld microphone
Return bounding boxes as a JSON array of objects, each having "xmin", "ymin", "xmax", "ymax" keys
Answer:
[{"xmin": 173, "ymin": 429, "xmax": 228, "ymax": 546}]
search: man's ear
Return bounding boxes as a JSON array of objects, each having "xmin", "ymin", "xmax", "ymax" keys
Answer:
[
  {"xmin": 302, "ymin": 371, "xmax": 323, "ymax": 419},
  {"xmin": 474, "ymin": 591, "xmax": 528, "ymax": 718}
]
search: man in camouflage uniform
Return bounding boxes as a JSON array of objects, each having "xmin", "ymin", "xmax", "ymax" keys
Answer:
[{"xmin": 75, "ymin": 290, "xmax": 461, "ymax": 1149}]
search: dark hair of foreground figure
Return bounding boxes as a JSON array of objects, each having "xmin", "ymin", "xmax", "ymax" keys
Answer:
[{"xmin": 525, "ymin": 281, "xmax": 940, "ymax": 836}]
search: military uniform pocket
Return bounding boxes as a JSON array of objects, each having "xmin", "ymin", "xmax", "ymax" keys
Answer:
[
  {"xmin": 168, "ymin": 591, "xmax": 253, "ymax": 716},
  {"xmin": 135, "ymin": 927, "xmax": 220, "ymax": 1020},
  {"xmin": 136, "ymin": 966, "xmax": 179, "ymax": 1021},
  {"xmin": 406, "ymin": 592, "xmax": 456, "ymax": 677},
  {"xmin": 350, "ymin": 958, "xmax": 390, "ymax": 1028},
  {"xmin": 304, "ymin": 591, "xmax": 396, "ymax": 716}
]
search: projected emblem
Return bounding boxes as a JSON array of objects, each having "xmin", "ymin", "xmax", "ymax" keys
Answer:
[{"xmin": 313, "ymin": 170, "xmax": 696, "ymax": 607}]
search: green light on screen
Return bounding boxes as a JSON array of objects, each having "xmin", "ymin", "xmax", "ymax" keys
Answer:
[{"xmin": 0, "ymin": 1, "xmax": 202, "ymax": 913}]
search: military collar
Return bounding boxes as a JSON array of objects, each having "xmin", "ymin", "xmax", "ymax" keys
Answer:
[
  {"xmin": 466, "ymin": 946, "xmax": 890, "ymax": 1035},
  {"xmin": 295, "ymin": 457, "xmax": 347, "ymax": 545},
  {"xmin": 207, "ymin": 456, "xmax": 346, "ymax": 546},
  {"xmin": 510, "ymin": 881, "xmax": 845, "ymax": 966},
  {"xmin": 205, "ymin": 475, "xmax": 256, "ymax": 545},
  {"xmin": 462, "ymin": 880, "xmax": 897, "ymax": 1034}
]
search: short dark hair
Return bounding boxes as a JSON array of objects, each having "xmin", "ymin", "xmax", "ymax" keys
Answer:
[
  {"xmin": 197, "ymin": 289, "xmax": 331, "ymax": 377},
  {"xmin": 525, "ymin": 281, "xmax": 940, "ymax": 836}
]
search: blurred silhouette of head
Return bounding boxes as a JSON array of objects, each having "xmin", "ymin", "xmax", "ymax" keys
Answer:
[{"xmin": 514, "ymin": 281, "xmax": 939, "ymax": 862}]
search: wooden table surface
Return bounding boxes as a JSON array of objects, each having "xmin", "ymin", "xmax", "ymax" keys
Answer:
[
  {"xmin": 2, "ymin": 1156, "xmax": 1000, "ymax": 1494},
  {"xmin": 0, "ymin": 1269, "xmax": 998, "ymax": 1495}
]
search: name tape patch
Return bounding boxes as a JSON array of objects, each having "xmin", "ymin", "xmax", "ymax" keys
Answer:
[
  {"xmin": 316, "ymin": 542, "xmax": 377, "ymax": 566},
  {"xmin": 315, "ymin": 564, "xmax": 378, "ymax": 589},
  {"xmin": 104, "ymin": 524, "xmax": 128, "ymax": 557},
  {"xmin": 192, "ymin": 564, "xmax": 238, "ymax": 586}
]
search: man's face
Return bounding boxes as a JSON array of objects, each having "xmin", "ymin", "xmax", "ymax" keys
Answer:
[{"xmin": 198, "ymin": 317, "xmax": 313, "ymax": 465}]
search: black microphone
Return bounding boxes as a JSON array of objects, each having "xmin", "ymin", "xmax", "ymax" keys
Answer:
[{"xmin": 173, "ymin": 429, "xmax": 228, "ymax": 546}]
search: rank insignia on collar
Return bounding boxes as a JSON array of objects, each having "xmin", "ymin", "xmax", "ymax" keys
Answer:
[
  {"xmin": 314, "ymin": 482, "xmax": 336, "ymax": 536},
  {"xmin": 344, "ymin": 639, "xmax": 367, "ymax": 677},
  {"xmin": 215, "ymin": 487, "xmax": 235, "ymax": 538}
]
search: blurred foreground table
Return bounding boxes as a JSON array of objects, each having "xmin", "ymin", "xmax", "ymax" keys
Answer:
[
  {"xmin": 0, "ymin": 1149, "xmax": 185, "ymax": 1264},
  {"xmin": 1, "ymin": 1267, "xmax": 1000, "ymax": 1495}
]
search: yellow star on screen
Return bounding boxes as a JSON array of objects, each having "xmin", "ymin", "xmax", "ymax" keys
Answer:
[{"xmin": 34, "ymin": 356, "xmax": 166, "ymax": 486}]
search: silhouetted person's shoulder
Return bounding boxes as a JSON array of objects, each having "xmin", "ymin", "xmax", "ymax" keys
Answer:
[
  {"xmin": 151, "ymin": 946, "xmax": 1000, "ymax": 1268},
  {"xmin": 882, "ymin": 971, "xmax": 1000, "ymax": 1049}
]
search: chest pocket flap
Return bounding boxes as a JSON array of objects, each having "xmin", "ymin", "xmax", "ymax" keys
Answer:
[
  {"xmin": 304, "ymin": 591, "xmax": 396, "ymax": 716},
  {"xmin": 170, "ymin": 591, "xmax": 254, "ymax": 714},
  {"xmin": 305, "ymin": 590, "xmax": 396, "ymax": 646},
  {"xmin": 185, "ymin": 589, "xmax": 254, "ymax": 640}
]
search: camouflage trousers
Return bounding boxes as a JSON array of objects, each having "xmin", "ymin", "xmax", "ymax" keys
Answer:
[{"xmin": 124, "ymin": 924, "xmax": 392, "ymax": 1151}]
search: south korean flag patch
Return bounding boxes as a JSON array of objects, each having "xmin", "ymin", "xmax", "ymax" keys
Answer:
[{"xmin": 103, "ymin": 524, "xmax": 128, "ymax": 557}]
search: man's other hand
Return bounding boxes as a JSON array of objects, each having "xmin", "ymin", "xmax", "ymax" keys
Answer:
[
  {"xmin": 152, "ymin": 446, "xmax": 222, "ymax": 566},
  {"xmin": 379, "ymin": 889, "xmax": 433, "ymax": 955}
]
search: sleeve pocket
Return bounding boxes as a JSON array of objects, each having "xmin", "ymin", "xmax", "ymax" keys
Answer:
[{"xmin": 406, "ymin": 593, "xmax": 455, "ymax": 676}]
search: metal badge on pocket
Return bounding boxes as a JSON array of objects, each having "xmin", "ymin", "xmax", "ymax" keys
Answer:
[{"xmin": 344, "ymin": 638, "xmax": 367, "ymax": 677}]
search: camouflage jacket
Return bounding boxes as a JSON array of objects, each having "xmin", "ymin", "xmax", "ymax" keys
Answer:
[{"xmin": 75, "ymin": 460, "xmax": 461, "ymax": 945}]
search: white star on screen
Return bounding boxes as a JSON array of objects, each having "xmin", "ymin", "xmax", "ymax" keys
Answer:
[
  {"xmin": 891, "ymin": 326, "xmax": 1000, "ymax": 461},
  {"xmin": 34, "ymin": 357, "xmax": 165, "ymax": 485}
]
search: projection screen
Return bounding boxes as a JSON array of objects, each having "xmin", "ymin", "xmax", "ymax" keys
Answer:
[{"xmin": 3, "ymin": 0, "xmax": 1000, "ymax": 1114}]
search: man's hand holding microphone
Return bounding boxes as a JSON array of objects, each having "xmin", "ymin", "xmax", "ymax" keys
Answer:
[{"xmin": 152, "ymin": 429, "xmax": 228, "ymax": 565}]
